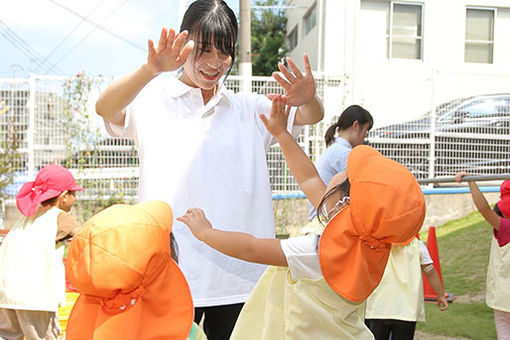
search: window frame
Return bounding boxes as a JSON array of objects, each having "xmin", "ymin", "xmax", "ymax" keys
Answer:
[
  {"xmin": 464, "ymin": 6, "xmax": 496, "ymax": 64},
  {"xmin": 388, "ymin": 1, "xmax": 424, "ymax": 61},
  {"xmin": 303, "ymin": 2, "xmax": 317, "ymax": 37},
  {"xmin": 287, "ymin": 25, "xmax": 298, "ymax": 51}
]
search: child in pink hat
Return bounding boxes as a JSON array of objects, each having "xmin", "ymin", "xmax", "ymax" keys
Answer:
[
  {"xmin": 455, "ymin": 172, "xmax": 510, "ymax": 339},
  {"xmin": 0, "ymin": 164, "xmax": 83, "ymax": 340}
]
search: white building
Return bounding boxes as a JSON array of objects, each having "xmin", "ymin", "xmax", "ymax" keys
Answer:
[{"xmin": 285, "ymin": 0, "xmax": 510, "ymax": 127}]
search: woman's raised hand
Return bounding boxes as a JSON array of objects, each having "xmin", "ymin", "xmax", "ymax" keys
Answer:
[
  {"xmin": 271, "ymin": 54, "xmax": 316, "ymax": 107},
  {"xmin": 147, "ymin": 28, "xmax": 195, "ymax": 75}
]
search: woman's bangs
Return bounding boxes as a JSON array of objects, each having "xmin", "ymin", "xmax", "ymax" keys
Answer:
[{"xmin": 196, "ymin": 16, "xmax": 236, "ymax": 58}]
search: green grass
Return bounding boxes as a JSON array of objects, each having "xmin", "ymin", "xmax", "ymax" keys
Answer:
[{"xmin": 416, "ymin": 210, "xmax": 498, "ymax": 339}]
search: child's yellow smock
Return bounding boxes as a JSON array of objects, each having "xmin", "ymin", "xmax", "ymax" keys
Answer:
[
  {"xmin": 365, "ymin": 238, "xmax": 425, "ymax": 322},
  {"xmin": 486, "ymin": 236, "xmax": 510, "ymax": 312},
  {"xmin": 230, "ymin": 266, "xmax": 372, "ymax": 339},
  {"xmin": 0, "ymin": 207, "xmax": 66, "ymax": 312}
]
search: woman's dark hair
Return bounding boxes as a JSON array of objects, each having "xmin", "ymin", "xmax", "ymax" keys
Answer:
[
  {"xmin": 180, "ymin": 0, "xmax": 238, "ymax": 78},
  {"xmin": 324, "ymin": 105, "xmax": 373, "ymax": 147},
  {"xmin": 316, "ymin": 178, "xmax": 351, "ymax": 224}
]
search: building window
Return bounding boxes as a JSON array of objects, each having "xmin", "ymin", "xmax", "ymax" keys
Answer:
[
  {"xmin": 287, "ymin": 26, "xmax": 298, "ymax": 51},
  {"xmin": 465, "ymin": 8, "xmax": 494, "ymax": 64},
  {"xmin": 388, "ymin": 2, "xmax": 423, "ymax": 60},
  {"xmin": 303, "ymin": 3, "xmax": 317, "ymax": 36}
]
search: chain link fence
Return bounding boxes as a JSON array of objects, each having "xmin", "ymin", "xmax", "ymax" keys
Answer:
[{"xmin": 1, "ymin": 71, "xmax": 509, "ymax": 215}]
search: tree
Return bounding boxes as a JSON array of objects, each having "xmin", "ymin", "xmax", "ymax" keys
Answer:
[
  {"xmin": 251, "ymin": 0, "xmax": 287, "ymax": 76},
  {"xmin": 0, "ymin": 100, "xmax": 22, "ymax": 225}
]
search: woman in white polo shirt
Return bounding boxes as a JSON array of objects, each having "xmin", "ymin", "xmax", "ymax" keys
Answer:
[{"xmin": 94, "ymin": 1, "xmax": 323, "ymax": 339}]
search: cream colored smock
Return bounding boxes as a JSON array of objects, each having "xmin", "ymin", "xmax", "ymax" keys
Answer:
[
  {"xmin": 365, "ymin": 238, "xmax": 425, "ymax": 322},
  {"xmin": 486, "ymin": 237, "xmax": 510, "ymax": 312},
  {"xmin": 231, "ymin": 266, "xmax": 372, "ymax": 339},
  {"xmin": 0, "ymin": 207, "xmax": 66, "ymax": 312}
]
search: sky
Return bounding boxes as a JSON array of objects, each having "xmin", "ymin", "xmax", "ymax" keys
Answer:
[{"xmin": 0, "ymin": 0, "xmax": 241, "ymax": 79}]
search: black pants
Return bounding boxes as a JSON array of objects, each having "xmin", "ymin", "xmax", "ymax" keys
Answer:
[
  {"xmin": 366, "ymin": 319, "xmax": 417, "ymax": 340},
  {"xmin": 194, "ymin": 303, "xmax": 244, "ymax": 340}
]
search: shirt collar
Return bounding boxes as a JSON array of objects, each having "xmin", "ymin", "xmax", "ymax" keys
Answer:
[
  {"xmin": 335, "ymin": 136, "xmax": 352, "ymax": 149},
  {"xmin": 169, "ymin": 75, "xmax": 229, "ymax": 101}
]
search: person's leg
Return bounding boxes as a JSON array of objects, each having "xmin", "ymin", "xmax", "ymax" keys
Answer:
[
  {"xmin": 0, "ymin": 308, "xmax": 24, "ymax": 340},
  {"xmin": 194, "ymin": 307, "xmax": 205, "ymax": 325},
  {"xmin": 15, "ymin": 310, "xmax": 60, "ymax": 340},
  {"xmin": 201, "ymin": 303, "xmax": 244, "ymax": 340},
  {"xmin": 494, "ymin": 309, "xmax": 510, "ymax": 340},
  {"xmin": 366, "ymin": 319, "xmax": 392, "ymax": 340},
  {"xmin": 389, "ymin": 320, "xmax": 416, "ymax": 340}
]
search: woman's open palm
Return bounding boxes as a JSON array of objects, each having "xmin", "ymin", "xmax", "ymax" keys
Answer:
[
  {"xmin": 147, "ymin": 28, "xmax": 195, "ymax": 75},
  {"xmin": 271, "ymin": 54, "xmax": 316, "ymax": 107}
]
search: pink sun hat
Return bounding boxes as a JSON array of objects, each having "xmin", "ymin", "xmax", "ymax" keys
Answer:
[{"xmin": 16, "ymin": 164, "xmax": 83, "ymax": 217}]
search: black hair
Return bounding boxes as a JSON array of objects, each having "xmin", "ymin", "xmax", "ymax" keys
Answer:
[
  {"xmin": 180, "ymin": 0, "xmax": 238, "ymax": 78},
  {"xmin": 324, "ymin": 105, "xmax": 374, "ymax": 147},
  {"xmin": 316, "ymin": 178, "xmax": 351, "ymax": 224},
  {"xmin": 40, "ymin": 195, "xmax": 60, "ymax": 206},
  {"xmin": 494, "ymin": 203, "xmax": 503, "ymax": 218},
  {"xmin": 170, "ymin": 232, "xmax": 179, "ymax": 263}
]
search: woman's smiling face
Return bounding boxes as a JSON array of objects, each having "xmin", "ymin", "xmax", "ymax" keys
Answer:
[{"xmin": 180, "ymin": 39, "xmax": 232, "ymax": 91}]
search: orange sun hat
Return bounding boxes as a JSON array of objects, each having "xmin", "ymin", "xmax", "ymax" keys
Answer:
[
  {"xmin": 319, "ymin": 145, "xmax": 425, "ymax": 303},
  {"xmin": 65, "ymin": 201, "xmax": 193, "ymax": 340}
]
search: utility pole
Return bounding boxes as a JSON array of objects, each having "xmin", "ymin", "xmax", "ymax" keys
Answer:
[{"xmin": 239, "ymin": 0, "xmax": 252, "ymax": 92}]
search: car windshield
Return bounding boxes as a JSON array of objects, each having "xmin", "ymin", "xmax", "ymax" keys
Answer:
[{"xmin": 439, "ymin": 95, "xmax": 510, "ymax": 123}]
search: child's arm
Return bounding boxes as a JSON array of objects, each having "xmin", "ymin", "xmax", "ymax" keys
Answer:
[
  {"xmin": 56, "ymin": 212, "xmax": 81, "ymax": 242},
  {"xmin": 455, "ymin": 171, "xmax": 500, "ymax": 230},
  {"xmin": 260, "ymin": 96, "xmax": 326, "ymax": 208},
  {"xmin": 422, "ymin": 264, "xmax": 448, "ymax": 311},
  {"xmin": 177, "ymin": 208, "xmax": 288, "ymax": 267},
  {"xmin": 96, "ymin": 28, "xmax": 194, "ymax": 126}
]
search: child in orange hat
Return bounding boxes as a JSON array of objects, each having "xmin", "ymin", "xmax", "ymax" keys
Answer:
[
  {"xmin": 455, "ymin": 172, "xmax": 510, "ymax": 339},
  {"xmin": 0, "ymin": 164, "xmax": 83, "ymax": 340},
  {"xmin": 65, "ymin": 200, "xmax": 205, "ymax": 340},
  {"xmin": 178, "ymin": 96, "xmax": 426, "ymax": 339}
]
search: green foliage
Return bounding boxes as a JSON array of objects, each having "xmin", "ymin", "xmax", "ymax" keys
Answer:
[
  {"xmin": 62, "ymin": 73, "xmax": 128, "ymax": 222},
  {"xmin": 0, "ymin": 102, "xmax": 22, "ymax": 218},
  {"xmin": 251, "ymin": 0, "xmax": 287, "ymax": 76},
  {"xmin": 62, "ymin": 72, "xmax": 102, "ymax": 168}
]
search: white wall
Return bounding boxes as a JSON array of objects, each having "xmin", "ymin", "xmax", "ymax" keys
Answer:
[
  {"xmin": 286, "ymin": 0, "xmax": 510, "ymax": 127},
  {"xmin": 286, "ymin": 0, "xmax": 320, "ymax": 70}
]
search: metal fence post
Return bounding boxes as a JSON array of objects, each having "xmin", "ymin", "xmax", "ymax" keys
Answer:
[{"xmin": 27, "ymin": 74, "xmax": 36, "ymax": 178}]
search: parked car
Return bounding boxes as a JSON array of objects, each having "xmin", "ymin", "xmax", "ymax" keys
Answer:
[{"xmin": 368, "ymin": 94, "xmax": 510, "ymax": 178}]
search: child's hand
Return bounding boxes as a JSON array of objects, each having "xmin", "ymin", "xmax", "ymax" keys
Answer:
[
  {"xmin": 259, "ymin": 95, "xmax": 291, "ymax": 138},
  {"xmin": 147, "ymin": 28, "xmax": 195, "ymax": 76},
  {"xmin": 455, "ymin": 171, "xmax": 468, "ymax": 183},
  {"xmin": 177, "ymin": 208, "xmax": 212, "ymax": 241},
  {"xmin": 437, "ymin": 295, "xmax": 449, "ymax": 311}
]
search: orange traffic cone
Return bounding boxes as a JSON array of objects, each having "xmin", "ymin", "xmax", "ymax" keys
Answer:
[{"xmin": 422, "ymin": 226, "xmax": 455, "ymax": 303}]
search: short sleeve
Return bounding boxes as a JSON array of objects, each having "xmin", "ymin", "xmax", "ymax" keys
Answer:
[
  {"xmin": 493, "ymin": 217, "xmax": 510, "ymax": 247},
  {"xmin": 104, "ymin": 107, "xmax": 135, "ymax": 139},
  {"xmin": 418, "ymin": 240, "xmax": 433, "ymax": 265},
  {"xmin": 280, "ymin": 234, "xmax": 322, "ymax": 281}
]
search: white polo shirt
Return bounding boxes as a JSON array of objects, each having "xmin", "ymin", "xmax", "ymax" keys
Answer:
[{"xmin": 105, "ymin": 75, "xmax": 300, "ymax": 306}]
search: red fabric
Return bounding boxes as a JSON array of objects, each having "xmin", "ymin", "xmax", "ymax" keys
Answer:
[
  {"xmin": 494, "ymin": 217, "xmax": 510, "ymax": 247},
  {"xmin": 498, "ymin": 180, "xmax": 510, "ymax": 218},
  {"xmin": 16, "ymin": 164, "xmax": 83, "ymax": 216}
]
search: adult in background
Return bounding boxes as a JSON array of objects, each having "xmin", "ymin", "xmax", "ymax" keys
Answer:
[
  {"xmin": 308, "ymin": 105, "xmax": 373, "ymax": 221},
  {"xmin": 94, "ymin": 1, "xmax": 323, "ymax": 339}
]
